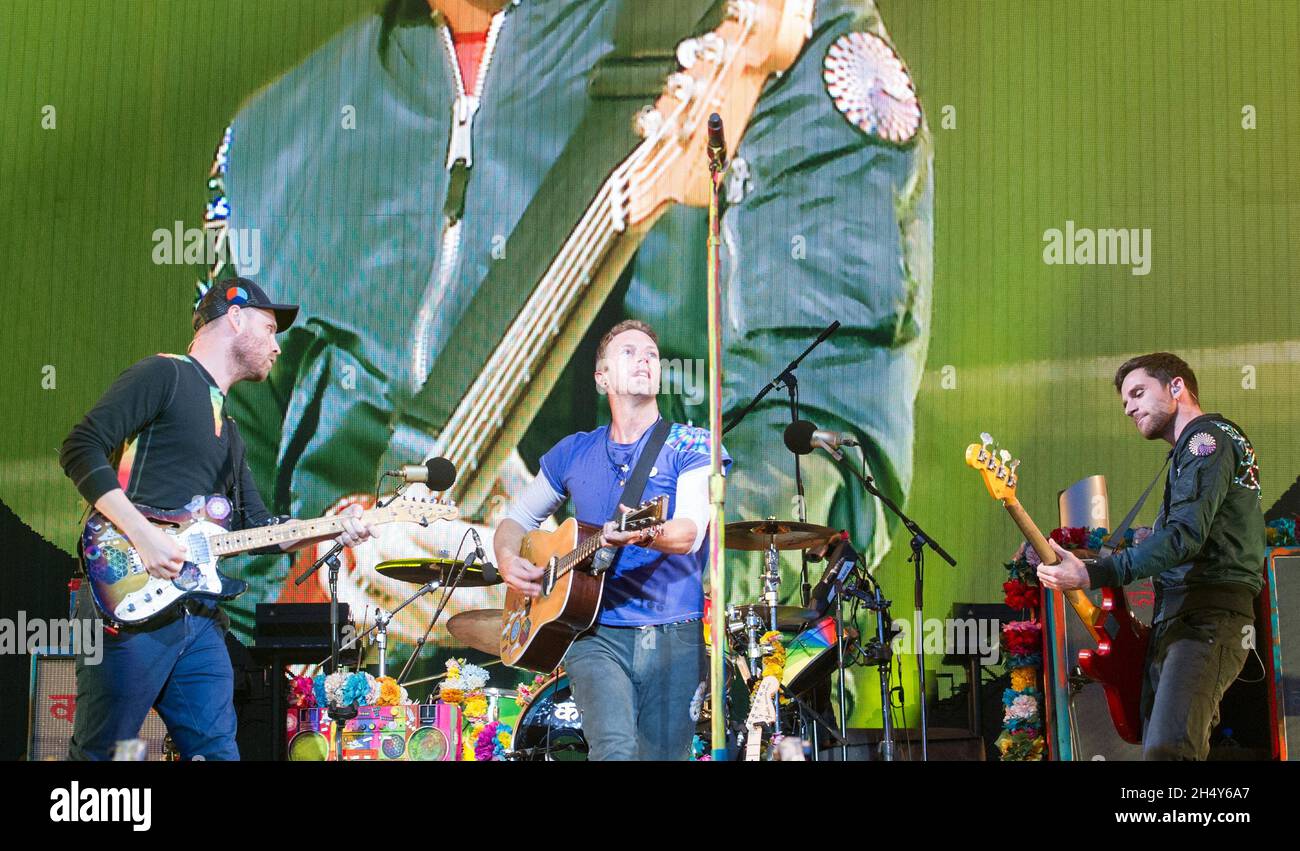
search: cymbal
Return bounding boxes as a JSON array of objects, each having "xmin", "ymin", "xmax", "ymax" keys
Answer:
[
  {"xmin": 724, "ymin": 520, "xmax": 835, "ymax": 551},
  {"xmin": 373, "ymin": 557, "xmax": 498, "ymax": 588},
  {"xmin": 446, "ymin": 609, "xmax": 503, "ymax": 657}
]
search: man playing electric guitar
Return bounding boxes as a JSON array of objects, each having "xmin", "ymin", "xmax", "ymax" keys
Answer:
[
  {"xmin": 494, "ymin": 320, "xmax": 730, "ymax": 760},
  {"xmin": 1037, "ymin": 353, "xmax": 1264, "ymax": 760},
  {"xmin": 59, "ymin": 280, "xmax": 375, "ymax": 760}
]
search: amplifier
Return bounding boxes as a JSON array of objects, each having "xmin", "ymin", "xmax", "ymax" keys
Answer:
[
  {"xmin": 255, "ymin": 603, "xmax": 348, "ymax": 649},
  {"xmin": 286, "ymin": 702, "xmax": 461, "ymax": 761},
  {"xmin": 27, "ymin": 651, "xmax": 169, "ymax": 761}
]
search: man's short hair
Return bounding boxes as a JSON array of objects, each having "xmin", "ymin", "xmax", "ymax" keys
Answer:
[
  {"xmin": 1114, "ymin": 352, "xmax": 1199, "ymax": 399},
  {"xmin": 595, "ymin": 319, "xmax": 658, "ymax": 366}
]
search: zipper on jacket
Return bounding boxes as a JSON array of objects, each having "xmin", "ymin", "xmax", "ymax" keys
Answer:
[{"xmin": 412, "ymin": 10, "xmax": 507, "ymax": 386}]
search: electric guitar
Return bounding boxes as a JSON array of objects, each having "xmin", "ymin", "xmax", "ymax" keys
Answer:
[
  {"xmin": 500, "ymin": 496, "xmax": 669, "ymax": 672},
  {"xmin": 80, "ymin": 493, "xmax": 459, "ymax": 625},
  {"xmin": 964, "ymin": 434, "xmax": 1148, "ymax": 743},
  {"xmin": 428, "ymin": 0, "xmax": 817, "ymax": 517},
  {"xmin": 744, "ymin": 676, "xmax": 780, "ymax": 761}
]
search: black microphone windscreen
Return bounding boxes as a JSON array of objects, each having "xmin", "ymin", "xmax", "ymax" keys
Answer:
[
  {"xmin": 783, "ymin": 420, "xmax": 817, "ymax": 455},
  {"xmin": 480, "ymin": 561, "xmax": 499, "ymax": 585},
  {"xmin": 424, "ymin": 457, "xmax": 458, "ymax": 491}
]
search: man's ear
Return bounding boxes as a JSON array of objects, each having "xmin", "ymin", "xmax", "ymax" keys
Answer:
[{"xmin": 1170, "ymin": 377, "xmax": 1183, "ymax": 397}]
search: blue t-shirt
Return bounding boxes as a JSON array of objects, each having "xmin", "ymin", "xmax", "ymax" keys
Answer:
[{"xmin": 538, "ymin": 421, "xmax": 730, "ymax": 626}]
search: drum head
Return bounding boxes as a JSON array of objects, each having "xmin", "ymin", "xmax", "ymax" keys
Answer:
[{"xmin": 512, "ymin": 674, "xmax": 587, "ymax": 761}]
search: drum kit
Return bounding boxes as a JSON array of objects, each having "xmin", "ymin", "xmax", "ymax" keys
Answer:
[{"xmin": 361, "ymin": 517, "xmax": 873, "ymax": 761}]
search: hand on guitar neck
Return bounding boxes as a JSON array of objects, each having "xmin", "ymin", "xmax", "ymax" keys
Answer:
[{"xmin": 1036, "ymin": 539, "xmax": 1092, "ymax": 592}]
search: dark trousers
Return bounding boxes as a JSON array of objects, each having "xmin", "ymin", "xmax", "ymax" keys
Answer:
[
  {"xmin": 69, "ymin": 588, "xmax": 239, "ymax": 761},
  {"xmin": 1141, "ymin": 607, "xmax": 1253, "ymax": 761},
  {"xmin": 563, "ymin": 619, "xmax": 706, "ymax": 761}
]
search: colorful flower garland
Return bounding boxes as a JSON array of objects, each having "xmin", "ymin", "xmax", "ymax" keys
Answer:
[
  {"xmin": 288, "ymin": 671, "xmax": 409, "ymax": 710},
  {"xmin": 996, "ymin": 526, "xmax": 1150, "ymax": 760},
  {"xmin": 1267, "ymin": 517, "xmax": 1297, "ymax": 548}
]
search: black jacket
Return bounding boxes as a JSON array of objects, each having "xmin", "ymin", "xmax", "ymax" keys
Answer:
[{"xmin": 1087, "ymin": 414, "xmax": 1265, "ymax": 622}]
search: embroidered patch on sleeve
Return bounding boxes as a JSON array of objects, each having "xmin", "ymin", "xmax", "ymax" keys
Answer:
[
  {"xmin": 823, "ymin": 31, "xmax": 921, "ymax": 145},
  {"xmin": 1187, "ymin": 432, "xmax": 1217, "ymax": 457}
]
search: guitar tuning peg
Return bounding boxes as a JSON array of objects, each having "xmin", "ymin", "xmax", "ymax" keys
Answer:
[
  {"xmin": 676, "ymin": 38, "xmax": 700, "ymax": 69},
  {"xmin": 634, "ymin": 105, "xmax": 663, "ymax": 139},
  {"xmin": 667, "ymin": 72, "xmax": 696, "ymax": 102},
  {"xmin": 1008, "ymin": 458, "xmax": 1020, "ymax": 472},
  {"xmin": 979, "ymin": 432, "xmax": 993, "ymax": 448},
  {"xmin": 999, "ymin": 449, "xmax": 1011, "ymax": 465},
  {"xmin": 699, "ymin": 33, "xmax": 724, "ymax": 63}
]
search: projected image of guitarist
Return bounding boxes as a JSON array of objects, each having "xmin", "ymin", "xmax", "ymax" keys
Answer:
[
  {"xmin": 1036, "ymin": 353, "xmax": 1265, "ymax": 760},
  {"xmin": 493, "ymin": 321, "xmax": 729, "ymax": 760},
  {"xmin": 58, "ymin": 282, "xmax": 376, "ymax": 760}
]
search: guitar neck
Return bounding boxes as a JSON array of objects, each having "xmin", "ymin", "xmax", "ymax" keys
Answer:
[
  {"xmin": 207, "ymin": 505, "xmax": 397, "ymax": 557},
  {"xmin": 437, "ymin": 160, "xmax": 657, "ymax": 516},
  {"xmin": 1002, "ymin": 500, "xmax": 1103, "ymax": 634}
]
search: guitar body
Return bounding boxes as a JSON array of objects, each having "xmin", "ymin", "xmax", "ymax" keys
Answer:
[
  {"xmin": 500, "ymin": 519, "xmax": 606, "ymax": 672},
  {"xmin": 1076, "ymin": 587, "xmax": 1150, "ymax": 744},
  {"xmin": 80, "ymin": 495, "xmax": 247, "ymax": 626},
  {"xmin": 80, "ymin": 492, "xmax": 458, "ymax": 626}
]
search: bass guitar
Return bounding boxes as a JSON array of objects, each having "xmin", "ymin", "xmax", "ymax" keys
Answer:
[{"xmin": 964, "ymin": 434, "xmax": 1148, "ymax": 743}]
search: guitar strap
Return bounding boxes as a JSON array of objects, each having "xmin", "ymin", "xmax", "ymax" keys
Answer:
[
  {"xmin": 1098, "ymin": 453, "xmax": 1172, "ymax": 561},
  {"xmin": 592, "ymin": 417, "xmax": 674, "ymax": 576},
  {"xmin": 613, "ymin": 418, "xmax": 674, "ymax": 520},
  {"xmin": 397, "ymin": 0, "xmax": 720, "ymax": 435}
]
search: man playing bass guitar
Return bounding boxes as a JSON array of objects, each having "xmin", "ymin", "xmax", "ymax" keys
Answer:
[{"xmin": 1037, "ymin": 353, "xmax": 1265, "ymax": 760}]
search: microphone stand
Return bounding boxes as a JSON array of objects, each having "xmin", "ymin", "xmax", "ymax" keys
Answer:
[
  {"xmin": 705, "ymin": 123, "xmax": 729, "ymax": 761},
  {"xmin": 724, "ymin": 322, "xmax": 839, "ymax": 610},
  {"xmin": 293, "ymin": 480, "xmax": 408, "ymax": 761},
  {"xmin": 823, "ymin": 447, "xmax": 956, "ymax": 761}
]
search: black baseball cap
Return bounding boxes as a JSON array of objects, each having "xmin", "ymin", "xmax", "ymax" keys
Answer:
[{"xmin": 193, "ymin": 277, "xmax": 299, "ymax": 333}]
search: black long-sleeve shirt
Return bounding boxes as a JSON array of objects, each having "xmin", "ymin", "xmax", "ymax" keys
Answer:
[{"xmin": 60, "ymin": 354, "xmax": 272, "ymax": 531}]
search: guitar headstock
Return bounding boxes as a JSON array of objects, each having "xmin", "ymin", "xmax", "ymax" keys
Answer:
[
  {"xmin": 383, "ymin": 495, "xmax": 461, "ymax": 526},
  {"xmin": 746, "ymin": 675, "xmax": 780, "ymax": 727},
  {"xmin": 964, "ymin": 432, "xmax": 1021, "ymax": 505},
  {"xmin": 622, "ymin": 0, "xmax": 816, "ymax": 219},
  {"xmin": 618, "ymin": 495, "xmax": 670, "ymax": 532}
]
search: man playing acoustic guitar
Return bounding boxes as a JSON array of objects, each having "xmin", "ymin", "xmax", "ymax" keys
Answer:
[
  {"xmin": 59, "ymin": 280, "xmax": 375, "ymax": 760},
  {"xmin": 494, "ymin": 320, "xmax": 729, "ymax": 760},
  {"xmin": 1037, "ymin": 353, "xmax": 1264, "ymax": 760}
]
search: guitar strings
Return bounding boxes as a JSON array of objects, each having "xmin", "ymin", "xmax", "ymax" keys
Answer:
[{"xmin": 435, "ymin": 29, "xmax": 750, "ymax": 490}]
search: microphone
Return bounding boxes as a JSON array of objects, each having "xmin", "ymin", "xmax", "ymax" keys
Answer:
[
  {"xmin": 707, "ymin": 113, "xmax": 726, "ymax": 172},
  {"xmin": 386, "ymin": 457, "xmax": 458, "ymax": 490},
  {"xmin": 783, "ymin": 420, "xmax": 859, "ymax": 457},
  {"xmin": 467, "ymin": 528, "xmax": 499, "ymax": 585}
]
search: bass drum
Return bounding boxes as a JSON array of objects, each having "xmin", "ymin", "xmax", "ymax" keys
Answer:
[{"xmin": 511, "ymin": 672, "xmax": 587, "ymax": 761}]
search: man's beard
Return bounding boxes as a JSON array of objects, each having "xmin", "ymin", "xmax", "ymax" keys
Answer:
[
  {"xmin": 231, "ymin": 333, "xmax": 272, "ymax": 382},
  {"xmin": 1138, "ymin": 407, "xmax": 1174, "ymax": 439}
]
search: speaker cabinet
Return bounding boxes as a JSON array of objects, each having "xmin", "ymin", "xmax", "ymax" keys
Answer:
[{"xmin": 27, "ymin": 651, "xmax": 169, "ymax": 761}]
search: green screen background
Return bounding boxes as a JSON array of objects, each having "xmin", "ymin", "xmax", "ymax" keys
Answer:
[{"xmin": 2, "ymin": 0, "xmax": 1296, "ymax": 731}]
